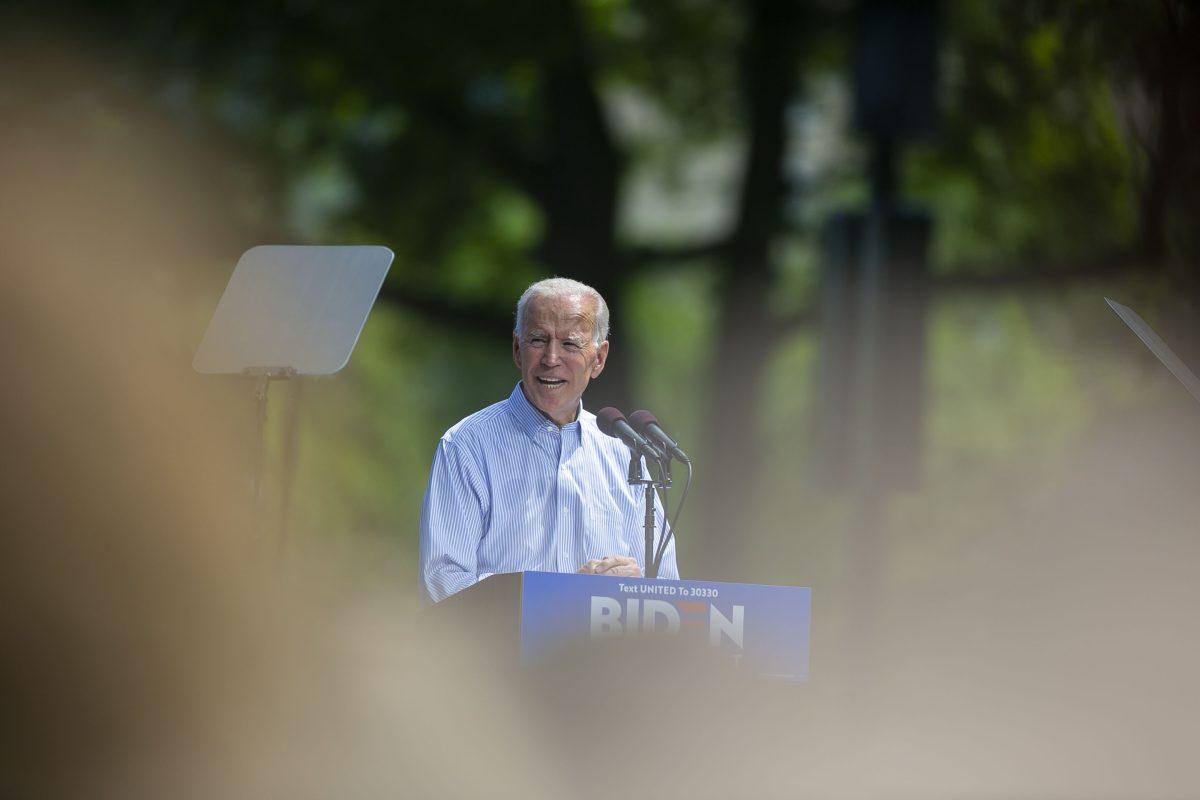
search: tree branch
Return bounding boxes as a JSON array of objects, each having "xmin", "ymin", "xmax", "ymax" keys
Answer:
[
  {"xmin": 622, "ymin": 238, "xmax": 732, "ymax": 268},
  {"xmin": 930, "ymin": 252, "xmax": 1158, "ymax": 292},
  {"xmin": 408, "ymin": 99, "xmax": 551, "ymax": 204},
  {"xmin": 376, "ymin": 284, "xmax": 512, "ymax": 338}
]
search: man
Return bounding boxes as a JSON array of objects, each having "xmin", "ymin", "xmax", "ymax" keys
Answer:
[{"xmin": 418, "ymin": 277, "xmax": 679, "ymax": 604}]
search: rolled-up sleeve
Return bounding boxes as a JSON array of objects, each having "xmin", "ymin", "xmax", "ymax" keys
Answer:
[{"xmin": 418, "ymin": 437, "xmax": 489, "ymax": 604}]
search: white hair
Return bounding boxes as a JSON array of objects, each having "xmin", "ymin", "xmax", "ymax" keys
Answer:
[{"xmin": 514, "ymin": 277, "xmax": 610, "ymax": 346}]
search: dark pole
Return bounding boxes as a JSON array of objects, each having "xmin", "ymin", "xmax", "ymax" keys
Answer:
[{"xmin": 644, "ymin": 484, "xmax": 658, "ymax": 579}]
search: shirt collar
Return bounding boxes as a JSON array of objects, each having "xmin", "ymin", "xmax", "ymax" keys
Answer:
[{"xmin": 507, "ymin": 382, "xmax": 583, "ymax": 436}]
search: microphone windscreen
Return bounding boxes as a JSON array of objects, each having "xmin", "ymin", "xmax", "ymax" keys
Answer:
[
  {"xmin": 595, "ymin": 406, "xmax": 626, "ymax": 438},
  {"xmin": 628, "ymin": 409, "xmax": 658, "ymax": 435}
]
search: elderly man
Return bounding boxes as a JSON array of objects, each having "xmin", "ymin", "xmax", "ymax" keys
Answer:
[{"xmin": 418, "ymin": 277, "xmax": 679, "ymax": 604}]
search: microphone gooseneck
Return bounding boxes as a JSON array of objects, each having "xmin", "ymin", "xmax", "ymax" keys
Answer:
[
  {"xmin": 598, "ymin": 406, "xmax": 670, "ymax": 579},
  {"xmin": 596, "ymin": 407, "xmax": 666, "ymax": 462},
  {"xmin": 628, "ymin": 410, "xmax": 691, "ymax": 463}
]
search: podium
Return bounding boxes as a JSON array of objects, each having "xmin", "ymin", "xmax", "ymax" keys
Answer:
[{"xmin": 427, "ymin": 571, "xmax": 811, "ymax": 681}]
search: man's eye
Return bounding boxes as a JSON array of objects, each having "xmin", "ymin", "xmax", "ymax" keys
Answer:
[
  {"xmin": 564, "ymin": 341, "xmax": 580, "ymax": 351},
  {"xmin": 529, "ymin": 336, "xmax": 547, "ymax": 346}
]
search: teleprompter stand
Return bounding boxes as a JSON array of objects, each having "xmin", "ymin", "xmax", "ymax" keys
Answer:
[
  {"xmin": 194, "ymin": 245, "xmax": 394, "ymax": 550},
  {"xmin": 1107, "ymin": 298, "xmax": 1200, "ymax": 406}
]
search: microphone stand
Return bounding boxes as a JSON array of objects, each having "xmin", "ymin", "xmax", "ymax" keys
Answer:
[{"xmin": 627, "ymin": 450, "xmax": 671, "ymax": 579}]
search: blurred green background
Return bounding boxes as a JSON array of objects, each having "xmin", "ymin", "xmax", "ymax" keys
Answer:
[{"xmin": 5, "ymin": 0, "xmax": 1198, "ymax": 619}]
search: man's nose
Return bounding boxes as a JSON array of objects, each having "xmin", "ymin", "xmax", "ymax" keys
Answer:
[{"xmin": 541, "ymin": 341, "xmax": 562, "ymax": 365}]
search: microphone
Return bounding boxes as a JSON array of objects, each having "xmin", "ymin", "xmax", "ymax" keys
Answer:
[
  {"xmin": 596, "ymin": 407, "xmax": 667, "ymax": 462},
  {"xmin": 629, "ymin": 410, "xmax": 691, "ymax": 463}
]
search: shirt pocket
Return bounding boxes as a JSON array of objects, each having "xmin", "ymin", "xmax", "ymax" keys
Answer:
[{"xmin": 588, "ymin": 500, "xmax": 638, "ymax": 560}]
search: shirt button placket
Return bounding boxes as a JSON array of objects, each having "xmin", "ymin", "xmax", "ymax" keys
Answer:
[{"xmin": 558, "ymin": 442, "xmax": 569, "ymax": 571}]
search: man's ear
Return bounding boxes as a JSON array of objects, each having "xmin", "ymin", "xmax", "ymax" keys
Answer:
[
  {"xmin": 512, "ymin": 333, "xmax": 522, "ymax": 370},
  {"xmin": 591, "ymin": 340, "xmax": 609, "ymax": 378}
]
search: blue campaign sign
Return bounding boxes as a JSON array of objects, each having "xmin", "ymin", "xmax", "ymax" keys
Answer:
[{"xmin": 519, "ymin": 572, "xmax": 811, "ymax": 680}]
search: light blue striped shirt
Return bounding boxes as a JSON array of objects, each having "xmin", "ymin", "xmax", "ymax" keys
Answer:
[{"xmin": 419, "ymin": 383, "xmax": 679, "ymax": 604}]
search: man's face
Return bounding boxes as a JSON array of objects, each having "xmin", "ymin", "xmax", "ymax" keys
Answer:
[{"xmin": 512, "ymin": 293, "xmax": 609, "ymax": 426}]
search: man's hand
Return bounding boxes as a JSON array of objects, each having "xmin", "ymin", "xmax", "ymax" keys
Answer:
[{"xmin": 577, "ymin": 555, "xmax": 642, "ymax": 577}]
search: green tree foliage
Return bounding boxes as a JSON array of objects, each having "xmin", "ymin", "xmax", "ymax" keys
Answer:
[{"xmin": 5, "ymin": 0, "xmax": 1197, "ymax": 581}]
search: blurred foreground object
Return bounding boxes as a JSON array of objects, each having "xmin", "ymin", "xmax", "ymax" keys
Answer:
[{"xmin": 0, "ymin": 42, "xmax": 551, "ymax": 799}]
